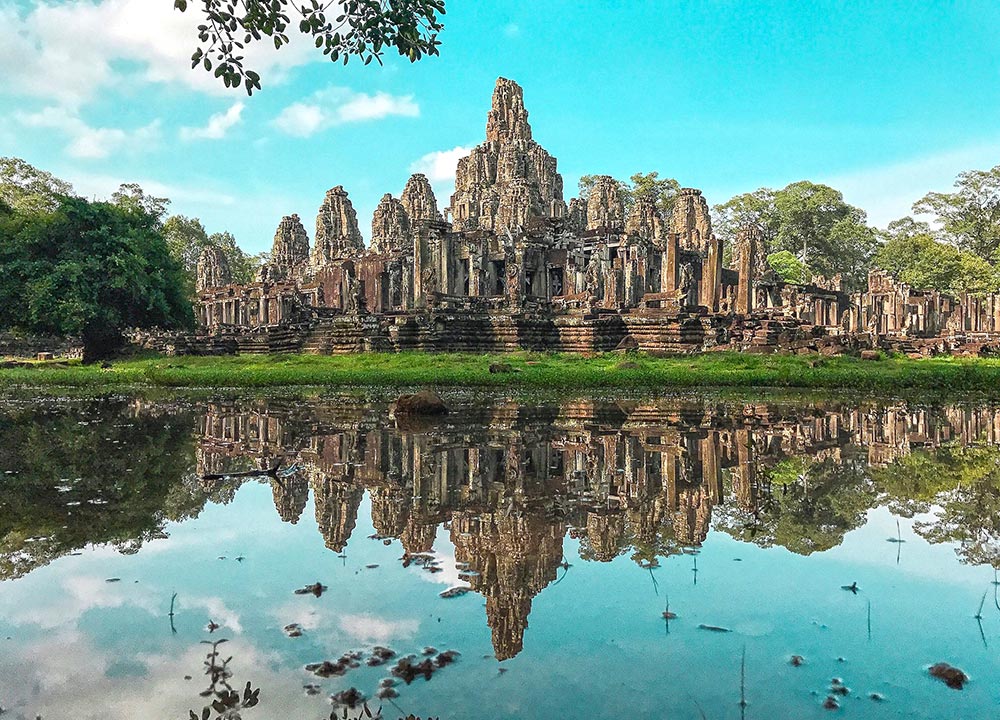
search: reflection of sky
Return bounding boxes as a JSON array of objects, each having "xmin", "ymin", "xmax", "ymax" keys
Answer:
[{"xmin": 1, "ymin": 484, "xmax": 999, "ymax": 719}]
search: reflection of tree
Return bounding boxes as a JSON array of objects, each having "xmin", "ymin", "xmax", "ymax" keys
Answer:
[
  {"xmin": 0, "ymin": 402, "xmax": 225, "ymax": 579},
  {"xmin": 714, "ymin": 452, "xmax": 876, "ymax": 555},
  {"xmin": 874, "ymin": 445, "xmax": 1000, "ymax": 568}
]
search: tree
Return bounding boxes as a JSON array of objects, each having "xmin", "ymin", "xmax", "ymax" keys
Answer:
[
  {"xmin": 767, "ymin": 250, "xmax": 809, "ymax": 284},
  {"xmin": 174, "ymin": 0, "xmax": 446, "ymax": 95},
  {"xmin": 111, "ymin": 182, "xmax": 170, "ymax": 221},
  {"xmin": 577, "ymin": 172, "xmax": 681, "ymax": 216},
  {"xmin": 913, "ymin": 165, "xmax": 1000, "ymax": 261},
  {"xmin": 0, "ymin": 156, "xmax": 75, "ymax": 214},
  {"xmin": 163, "ymin": 215, "xmax": 261, "ymax": 293},
  {"xmin": 713, "ymin": 182, "xmax": 877, "ymax": 290},
  {"xmin": 712, "ymin": 188, "xmax": 779, "ymax": 255},
  {"xmin": 874, "ymin": 217, "xmax": 1000, "ymax": 295},
  {"xmin": 0, "ymin": 195, "xmax": 192, "ymax": 361},
  {"xmin": 628, "ymin": 172, "xmax": 681, "ymax": 218}
]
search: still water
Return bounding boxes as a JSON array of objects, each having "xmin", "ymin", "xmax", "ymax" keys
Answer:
[{"xmin": 1, "ymin": 391, "xmax": 999, "ymax": 719}]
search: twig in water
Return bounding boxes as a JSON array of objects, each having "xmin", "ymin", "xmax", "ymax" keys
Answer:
[
  {"xmin": 169, "ymin": 592, "xmax": 177, "ymax": 635},
  {"xmin": 867, "ymin": 599, "xmax": 872, "ymax": 642},
  {"xmin": 648, "ymin": 565, "xmax": 660, "ymax": 596},
  {"xmin": 975, "ymin": 589, "xmax": 987, "ymax": 620},
  {"xmin": 739, "ymin": 643, "xmax": 747, "ymax": 719}
]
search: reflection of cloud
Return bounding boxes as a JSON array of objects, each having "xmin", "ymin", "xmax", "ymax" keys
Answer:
[
  {"xmin": 338, "ymin": 613, "xmax": 419, "ymax": 643},
  {"xmin": 413, "ymin": 549, "xmax": 464, "ymax": 588},
  {"xmin": 180, "ymin": 595, "xmax": 243, "ymax": 633},
  {"xmin": 1, "ymin": 574, "xmax": 159, "ymax": 630},
  {"xmin": 1, "ymin": 631, "xmax": 297, "ymax": 720},
  {"xmin": 268, "ymin": 600, "xmax": 326, "ymax": 631}
]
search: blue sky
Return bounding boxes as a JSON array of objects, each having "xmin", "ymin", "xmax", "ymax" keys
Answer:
[{"xmin": 3, "ymin": 0, "xmax": 1000, "ymax": 254}]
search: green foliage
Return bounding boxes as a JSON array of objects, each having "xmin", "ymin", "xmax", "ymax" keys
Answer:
[
  {"xmin": 715, "ymin": 453, "xmax": 876, "ymax": 555},
  {"xmin": 627, "ymin": 172, "xmax": 681, "ymax": 217},
  {"xmin": 175, "ymin": 0, "xmax": 446, "ymax": 94},
  {"xmin": 0, "ymin": 402, "xmax": 210, "ymax": 579},
  {"xmin": 874, "ymin": 217, "xmax": 1000, "ymax": 295},
  {"xmin": 913, "ymin": 164, "xmax": 1000, "ymax": 261},
  {"xmin": 766, "ymin": 250, "xmax": 809, "ymax": 284},
  {"xmin": 874, "ymin": 444, "xmax": 1000, "ymax": 567},
  {"xmin": 164, "ymin": 216, "xmax": 261, "ymax": 293},
  {"xmin": 577, "ymin": 171, "xmax": 681, "ymax": 216},
  {"xmin": 714, "ymin": 182, "xmax": 876, "ymax": 289},
  {"xmin": 0, "ymin": 191, "xmax": 192, "ymax": 359},
  {"xmin": 7, "ymin": 352, "xmax": 1000, "ymax": 396},
  {"xmin": 0, "ymin": 156, "xmax": 75, "ymax": 214}
]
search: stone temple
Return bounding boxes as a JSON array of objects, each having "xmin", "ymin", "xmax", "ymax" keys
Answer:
[{"xmin": 178, "ymin": 78, "xmax": 1000, "ymax": 357}]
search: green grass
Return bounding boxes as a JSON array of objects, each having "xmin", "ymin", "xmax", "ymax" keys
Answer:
[{"xmin": 4, "ymin": 351, "xmax": 1000, "ymax": 395}]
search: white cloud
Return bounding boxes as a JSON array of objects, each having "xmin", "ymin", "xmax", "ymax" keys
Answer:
[
  {"xmin": 409, "ymin": 145, "xmax": 472, "ymax": 212},
  {"xmin": 15, "ymin": 106, "xmax": 161, "ymax": 159},
  {"xmin": 410, "ymin": 145, "xmax": 472, "ymax": 183},
  {"xmin": 180, "ymin": 102, "xmax": 245, "ymax": 141},
  {"xmin": 0, "ymin": 0, "xmax": 315, "ymax": 108},
  {"xmin": 66, "ymin": 170, "xmax": 238, "ymax": 207},
  {"xmin": 272, "ymin": 86, "xmax": 419, "ymax": 137},
  {"xmin": 338, "ymin": 613, "xmax": 419, "ymax": 643},
  {"xmin": 503, "ymin": 23, "xmax": 520, "ymax": 38},
  {"xmin": 821, "ymin": 139, "xmax": 1000, "ymax": 228}
]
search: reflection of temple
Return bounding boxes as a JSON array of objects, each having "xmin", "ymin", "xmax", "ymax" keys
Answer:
[{"xmin": 193, "ymin": 397, "xmax": 1000, "ymax": 658}]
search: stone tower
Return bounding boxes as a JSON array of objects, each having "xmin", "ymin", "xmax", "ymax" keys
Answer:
[
  {"xmin": 196, "ymin": 245, "xmax": 231, "ymax": 292},
  {"xmin": 625, "ymin": 196, "xmax": 664, "ymax": 242},
  {"xmin": 312, "ymin": 186, "xmax": 365, "ymax": 265},
  {"xmin": 267, "ymin": 214, "xmax": 310, "ymax": 280},
  {"xmin": 400, "ymin": 173, "xmax": 442, "ymax": 223},
  {"xmin": 370, "ymin": 194, "xmax": 410, "ymax": 255},
  {"xmin": 669, "ymin": 188, "xmax": 714, "ymax": 251},
  {"xmin": 448, "ymin": 78, "xmax": 567, "ymax": 233},
  {"xmin": 586, "ymin": 175, "xmax": 625, "ymax": 231}
]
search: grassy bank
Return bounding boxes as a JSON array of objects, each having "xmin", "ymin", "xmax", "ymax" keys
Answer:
[{"xmin": 3, "ymin": 351, "xmax": 1000, "ymax": 394}]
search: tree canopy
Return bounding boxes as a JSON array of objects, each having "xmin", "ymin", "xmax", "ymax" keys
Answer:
[
  {"xmin": 0, "ymin": 177, "xmax": 192, "ymax": 360},
  {"xmin": 913, "ymin": 165, "xmax": 1000, "ymax": 261},
  {"xmin": 578, "ymin": 172, "xmax": 681, "ymax": 217},
  {"xmin": 164, "ymin": 215, "xmax": 262, "ymax": 294},
  {"xmin": 0, "ymin": 156, "xmax": 75, "ymax": 214},
  {"xmin": 174, "ymin": 0, "xmax": 446, "ymax": 94},
  {"xmin": 713, "ymin": 181, "xmax": 877, "ymax": 290},
  {"xmin": 875, "ymin": 217, "xmax": 1000, "ymax": 295}
]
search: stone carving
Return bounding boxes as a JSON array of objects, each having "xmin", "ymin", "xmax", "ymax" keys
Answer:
[
  {"xmin": 192, "ymin": 78, "xmax": 996, "ymax": 358},
  {"xmin": 448, "ymin": 78, "xmax": 567, "ymax": 233},
  {"xmin": 400, "ymin": 173, "xmax": 442, "ymax": 223},
  {"xmin": 313, "ymin": 186, "xmax": 364, "ymax": 265},
  {"xmin": 196, "ymin": 245, "xmax": 231, "ymax": 292},
  {"xmin": 670, "ymin": 188, "xmax": 714, "ymax": 251},
  {"xmin": 566, "ymin": 197, "xmax": 588, "ymax": 234},
  {"xmin": 371, "ymin": 194, "xmax": 410, "ymax": 255},
  {"xmin": 262, "ymin": 214, "xmax": 310, "ymax": 281},
  {"xmin": 625, "ymin": 196, "xmax": 663, "ymax": 242},
  {"xmin": 586, "ymin": 176, "xmax": 625, "ymax": 231}
]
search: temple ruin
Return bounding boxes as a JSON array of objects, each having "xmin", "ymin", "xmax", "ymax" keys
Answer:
[{"xmin": 180, "ymin": 78, "xmax": 1000, "ymax": 357}]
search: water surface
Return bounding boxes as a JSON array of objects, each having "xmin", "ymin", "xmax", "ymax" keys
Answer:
[{"xmin": 1, "ymin": 391, "xmax": 998, "ymax": 719}]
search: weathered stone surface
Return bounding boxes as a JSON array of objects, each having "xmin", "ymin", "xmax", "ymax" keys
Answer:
[
  {"xmin": 625, "ymin": 196, "xmax": 663, "ymax": 241},
  {"xmin": 400, "ymin": 173, "xmax": 442, "ymax": 223},
  {"xmin": 262, "ymin": 214, "xmax": 310, "ymax": 281},
  {"xmin": 448, "ymin": 78, "xmax": 567, "ymax": 233},
  {"xmin": 313, "ymin": 186, "xmax": 364, "ymax": 265},
  {"xmin": 670, "ymin": 188, "xmax": 714, "ymax": 251},
  {"xmin": 390, "ymin": 390, "xmax": 449, "ymax": 417},
  {"xmin": 196, "ymin": 245, "xmax": 232, "ymax": 291},
  {"xmin": 566, "ymin": 197, "xmax": 587, "ymax": 233},
  {"xmin": 370, "ymin": 194, "xmax": 410, "ymax": 255},
  {"xmin": 586, "ymin": 176, "xmax": 625, "ymax": 231}
]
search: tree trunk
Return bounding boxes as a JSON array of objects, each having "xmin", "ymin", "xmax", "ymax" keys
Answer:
[{"xmin": 81, "ymin": 325, "xmax": 124, "ymax": 364}]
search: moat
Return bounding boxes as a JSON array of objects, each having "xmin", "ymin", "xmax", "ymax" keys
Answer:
[{"xmin": 1, "ymin": 390, "xmax": 999, "ymax": 719}]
